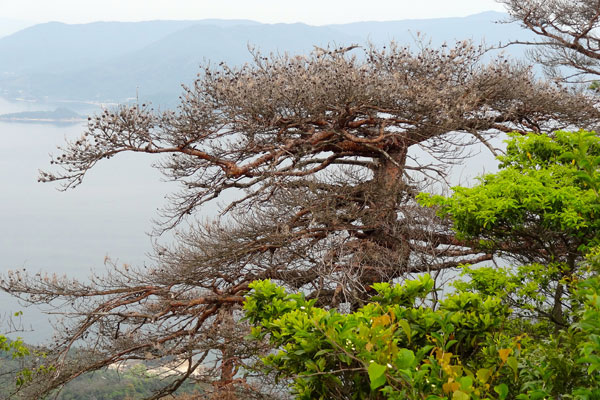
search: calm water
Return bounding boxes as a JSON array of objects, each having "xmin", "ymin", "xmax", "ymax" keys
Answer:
[{"xmin": 0, "ymin": 97, "xmax": 175, "ymax": 342}]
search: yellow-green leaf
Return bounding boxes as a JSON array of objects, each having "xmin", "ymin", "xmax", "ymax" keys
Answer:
[
  {"xmin": 476, "ymin": 368, "xmax": 491, "ymax": 383},
  {"xmin": 453, "ymin": 390, "xmax": 470, "ymax": 400}
]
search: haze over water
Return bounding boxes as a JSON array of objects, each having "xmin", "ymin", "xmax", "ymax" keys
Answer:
[{"xmin": 0, "ymin": 97, "xmax": 173, "ymax": 341}]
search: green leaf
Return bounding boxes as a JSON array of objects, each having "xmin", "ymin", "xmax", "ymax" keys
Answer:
[
  {"xmin": 316, "ymin": 357, "xmax": 326, "ymax": 371},
  {"xmin": 314, "ymin": 349, "xmax": 331, "ymax": 357},
  {"xmin": 368, "ymin": 362, "xmax": 387, "ymax": 390},
  {"xmin": 398, "ymin": 319, "xmax": 412, "ymax": 343},
  {"xmin": 459, "ymin": 376, "xmax": 473, "ymax": 390},
  {"xmin": 528, "ymin": 389, "xmax": 550, "ymax": 400},
  {"xmin": 494, "ymin": 383, "xmax": 509, "ymax": 400},
  {"xmin": 338, "ymin": 353, "xmax": 351, "ymax": 364},
  {"xmin": 396, "ymin": 348, "xmax": 415, "ymax": 369},
  {"xmin": 507, "ymin": 356, "xmax": 518, "ymax": 378}
]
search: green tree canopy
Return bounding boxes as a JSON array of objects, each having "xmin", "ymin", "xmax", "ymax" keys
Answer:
[
  {"xmin": 244, "ymin": 130, "xmax": 600, "ymax": 399},
  {"xmin": 419, "ymin": 130, "xmax": 600, "ymax": 328}
]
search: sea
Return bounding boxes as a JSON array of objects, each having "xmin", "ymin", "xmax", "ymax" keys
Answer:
[{"xmin": 0, "ymin": 97, "xmax": 175, "ymax": 343}]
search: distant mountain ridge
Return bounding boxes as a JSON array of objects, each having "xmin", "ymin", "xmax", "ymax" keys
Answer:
[
  {"xmin": 329, "ymin": 11, "xmax": 516, "ymax": 45},
  {"xmin": 0, "ymin": 18, "xmax": 36, "ymax": 39},
  {"xmin": 0, "ymin": 12, "xmax": 533, "ymax": 106}
]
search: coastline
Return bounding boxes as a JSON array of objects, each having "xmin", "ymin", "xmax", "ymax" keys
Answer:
[{"xmin": 0, "ymin": 117, "xmax": 86, "ymax": 123}]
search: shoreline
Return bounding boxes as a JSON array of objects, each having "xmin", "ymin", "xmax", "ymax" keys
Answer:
[{"xmin": 0, "ymin": 117, "xmax": 86, "ymax": 123}]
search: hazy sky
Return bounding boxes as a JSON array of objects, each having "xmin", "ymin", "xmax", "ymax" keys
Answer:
[{"xmin": 2, "ymin": 0, "xmax": 505, "ymax": 25}]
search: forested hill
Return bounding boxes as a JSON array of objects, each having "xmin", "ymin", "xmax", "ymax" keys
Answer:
[{"xmin": 0, "ymin": 11, "xmax": 532, "ymax": 106}]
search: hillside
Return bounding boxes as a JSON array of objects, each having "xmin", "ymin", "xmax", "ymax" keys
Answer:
[
  {"xmin": 329, "ymin": 11, "xmax": 518, "ymax": 46},
  {"xmin": 0, "ymin": 12, "xmax": 532, "ymax": 106},
  {"xmin": 0, "ymin": 352, "xmax": 204, "ymax": 399}
]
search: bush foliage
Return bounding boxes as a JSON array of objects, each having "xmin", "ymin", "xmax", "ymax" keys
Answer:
[{"xmin": 244, "ymin": 131, "xmax": 600, "ymax": 399}]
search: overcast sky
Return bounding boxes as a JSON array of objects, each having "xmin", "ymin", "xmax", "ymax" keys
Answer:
[{"xmin": 2, "ymin": 0, "xmax": 506, "ymax": 25}]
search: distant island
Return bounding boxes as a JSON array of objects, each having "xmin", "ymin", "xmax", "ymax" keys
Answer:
[{"xmin": 0, "ymin": 107, "xmax": 85, "ymax": 123}]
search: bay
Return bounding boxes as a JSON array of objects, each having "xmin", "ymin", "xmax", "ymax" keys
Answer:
[{"xmin": 0, "ymin": 97, "xmax": 174, "ymax": 342}]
